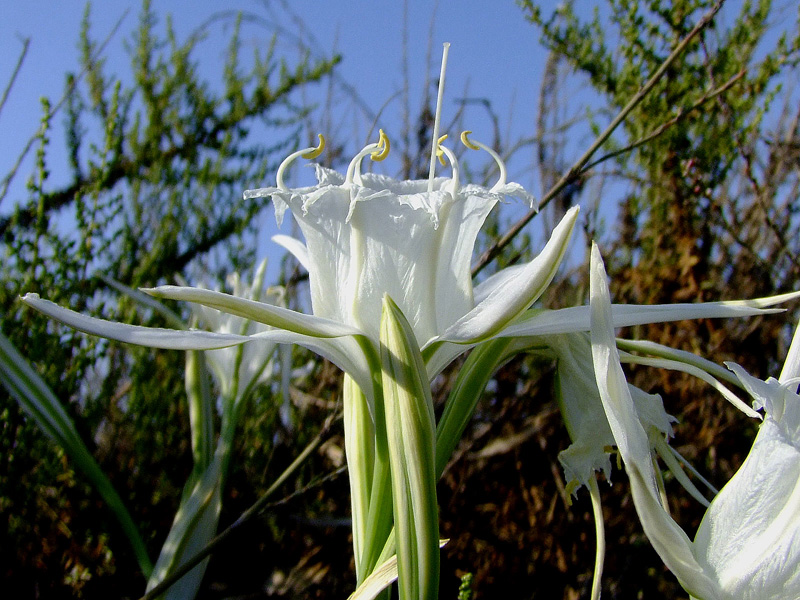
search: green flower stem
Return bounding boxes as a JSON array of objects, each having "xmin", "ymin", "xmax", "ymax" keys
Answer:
[
  {"xmin": 139, "ymin": 414, "xmax": 337, "ymax": 600},
  {"xmin": 185, "ymin": 350, "xmax": 214, "ymax": 475},
  {"xmin": 348, "ymin": 335, "xmax": 395, "ymax": 582},
  {"xmin": 361, "ymin": 420, "xmax": 393, "ymax": 579},
  {"xmin": 380, "ymin": 295, "xmax": 439, "ymax": 600},
  {"xmin": 363, "ymin": 336, "xmax": 541, "ymax": 593}
]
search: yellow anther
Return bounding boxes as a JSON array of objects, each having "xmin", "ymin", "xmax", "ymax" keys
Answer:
[
  {"xmin": 460, "ymin": 130, "xmax": 480, "ymax": 150},
  {"xmin": 436, "ymin": 134, "xmax": 449, "ymax": 166},
  {"xmin": 301, "ymin": 134, "xmax": 326, "ymax": 159},
  {"xmin": 370, "ymin": 129, "xmax": 390, "ymax": 161}
]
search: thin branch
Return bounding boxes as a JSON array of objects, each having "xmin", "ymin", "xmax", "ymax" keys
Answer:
[
  {"xmin": 0, "ymin": 36, "xmax": 30, "ymax": 117},
  {"xmin": 471, "ymin": 0, "xmax": 724, "ymax": 277},
  {"xmin": 582, "ymin": 68, "xmax": 746, "ymax": 173},
  {"xmin": 0, "ymin": 10, "xmax": 130, "ymax": 205}
]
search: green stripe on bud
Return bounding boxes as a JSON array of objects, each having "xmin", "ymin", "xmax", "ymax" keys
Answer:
[{"xmin": 380, "ymin": 294, "xmax": 439, "ymax": 600}]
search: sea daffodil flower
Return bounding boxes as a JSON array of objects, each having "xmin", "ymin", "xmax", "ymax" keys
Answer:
[
  {"xmin": 116, "ymin": 132, "xmax": 582, "ymax": 399},
  {"xmin": 589, "ymin": 242, "xmax": 800, "ymax": 600}
]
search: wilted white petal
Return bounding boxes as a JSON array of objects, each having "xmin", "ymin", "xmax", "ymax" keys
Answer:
[
  {"xmin": 547, "ymin": 332, "xmax": 675, "ymax": 493},
  {"xmin": 22, "ymin": 294, "xmax": 248, "ymax": 350},
  {"xmin": 547, "ymin": 333, "xmax": 616, "ymax": 489}
]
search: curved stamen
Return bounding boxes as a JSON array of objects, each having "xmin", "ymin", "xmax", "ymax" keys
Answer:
[
  {"xmin": 435, "ymin": 134, "xmax": 449, "ymax": 166},
  {"xmin": 371, "ymin": 129, "xmax": 390, "ymax": 161},
  {"xmin": 346, "ymin": 130, "xmax": 390, "ymax": 185},
  {"xmin": 461, "ymin": 130, "xmax": 508, "ymax": 191},
  {"xmin": 436, "ymin": 135, "xmax": 460, "ymax": 196},
  {"xmin": 276, "ymin": 134, "xmax": 326, "ymax": 190}
]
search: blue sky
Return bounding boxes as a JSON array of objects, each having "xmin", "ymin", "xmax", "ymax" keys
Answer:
[
  {"xmin": 0, "ymin": 0, "xmax": 551, "ymax": 198},
  {"xmin": 1, "ymin": 1, "xmax": 564, "ymax": 283},
  {"xmin": 6, "ymin": 2, "xmax": 791, "ymax": 285}
]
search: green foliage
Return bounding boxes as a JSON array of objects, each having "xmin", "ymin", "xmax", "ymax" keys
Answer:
[
  {"xmin": 507, "ymin": 1, "xmax": 800, "ymax": 596},
  {"xmin": 457, "ymin": 572, "xmax": 474, "ymax": 600},
  {"xmin": 522, "ymin": 0, "xmax": 800, "ymax": 355},
  {"xmin": 0, "ymin": 1, "xmax": 337, "ymax": 594}
]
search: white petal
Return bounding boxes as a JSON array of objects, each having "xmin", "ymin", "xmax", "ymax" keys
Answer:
[
  {"xmin": 142, "ymin": 286, "xmax": 361, "ymax": 338},
  {"xmin": 621, "ymin": 353, "xmax": 760, "ymax": 420},
  {"xmin": 780, "ymin": 318, "xmax": 800, "ymax": 383},
  {"xmin": 472, "ymin": 264, "xmax": 526, "ymax": 306},
  {"xmin": 695, "ymin": 418, "xmax": 800, "ymax": 599},
  {"xmin": 272, "ymin": 234, "xmax": 311, "ymax": 272},
  {"xmin": 497, "ymin": 291, "xmax": 799, "ymax": 339},
  {"xmin": 492, "ymin": 181, "xmax": 537, "ymax": 208},
  {"xmin": 279, "ymin": 185, "xmax": 359, "ymax": 330},
  {"xmin": 344, "ymin": 192, "xmax": 446, "ymax": 342},
  {"xmin": 22, "ymin": 294, "xmax": 248, "ymax": 350},
  {"xmin": 588, "ymin": 245, "xmax": 717, "ymax": 600},
  {"xmin": 432, "ymin": 190, "xmax": 502, "ymax": 332},
  {"xmin": 442, "ymin": 206, "xmax": 579, "ymax": 343},
  {"xmin": 249, "ymin": 329, "xmax": 376, "ymax": 408}
]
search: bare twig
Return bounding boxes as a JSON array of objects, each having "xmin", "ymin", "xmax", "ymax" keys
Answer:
[
  {"xmin": 0, "ymin": 10, "xmax": 129, "ymax": 205},
  {"xmin": 582, "ymin": 68, "xmax": 746, "ymax": 173},
  {"xmin": 0, "ymin": 36, "xmax": 30, "ymax": 117},
  {"xmin": 471, "ymin": 0, "xmax": 724, "ymax": 277}
]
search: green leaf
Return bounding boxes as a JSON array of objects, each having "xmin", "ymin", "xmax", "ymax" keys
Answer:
[
  {"xmin": 344, "ymin": 374, "xmax": 375, "ymax": 583},
  {"xmin": 348, "ymin": 540, "xmax": 449, "ymax": 600},
  {"xmin": 0, "ymin": 329, "xmax": 153, "ymax": 577},
  {"xmin": 435, "ymin": 337, "xmax": 517, "ymax": 477}
]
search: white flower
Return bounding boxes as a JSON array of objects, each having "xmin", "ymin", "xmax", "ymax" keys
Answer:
[
  {"xmin": 117, "ymin": 131, "xmax": 582, "ymax": 397},
  {"xmin": 245, "ymin": 131, "xmax": 573, "ymax": 348},
  {"xmin": 589, "ymin": 242, "xmax": 800, "ymax": 600}
]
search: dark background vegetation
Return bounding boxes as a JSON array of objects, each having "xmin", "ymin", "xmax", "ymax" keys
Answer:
[{"xmin": 2, "ymin": 0, "xmax": 799, "ymax": 598}]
